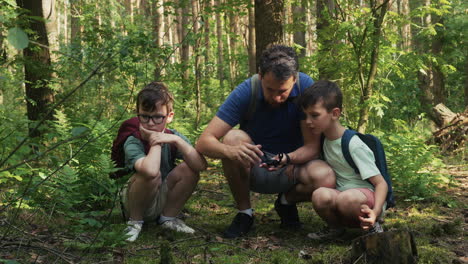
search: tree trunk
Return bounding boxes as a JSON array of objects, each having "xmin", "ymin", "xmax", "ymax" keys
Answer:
[
  {"xmin": 292, "ymin": 0, "xmax": 307, "ymax": 58},
  {"xmin": 306, "ymin": 0, "xmax": 317, "ymax": 56},
  {"xmin": 17, "ymin": 0, "xmax": 55, "ymax": 138},
  {"xmin": 316, "ymin": 0, "xmax": 336, "ymax": 80},
  {"xmin": 413, "ymin": 0, "xmax": 446, "ymax": 123},
  {"xmin": 154, "ymin": 0, "xmax": 165, "ymax": 79},
  {"xmin": 255, "ymin": 0, "xmax": 284, "ymax": 70},
  {"xmin": 247, "ymin": 0, "xmax": 256, "ymax": 75},
  {"xmin": 192, "ymin": 0, "xmax": 202, "ymax": 128},
  {"xmin": 357, "ymin": 0, "xmax": 389, "ymax": 133},
  {"xmin": 179, "ymin": 1, "xmax": 190, "ymax": 95},
  {"xmin": 398, "ymin": 0, "xmax": 411, "ymax": 51},
  {"xmin": 70, "ymin": 0, "xmax": 82, "ymax": 53},
  {"xmin": 228, "ymin": 10, "xmax": 239, "ymax": 87},
  {"xmin": 203, "ymin": 0, "xmax": 212, "ymax": 75},
  {"xmin": 216, "ymin": 0, "xmax": 225, "ymax": 92}
]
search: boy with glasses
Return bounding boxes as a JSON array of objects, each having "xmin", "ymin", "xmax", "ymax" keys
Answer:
[{"xmin": 118, "ymin": 82, "xmax": 207, "ymax": 242}]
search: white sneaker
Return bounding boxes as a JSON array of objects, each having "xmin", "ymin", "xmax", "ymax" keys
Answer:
[
  {"xmin": 125, "ymin": 221, "xmax": 143, "ymax": 242},
  {"xmin": 160, "ymin": 218, "xmax": 195, "ymax": 234}
]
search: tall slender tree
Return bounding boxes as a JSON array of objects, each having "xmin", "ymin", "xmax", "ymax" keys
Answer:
[{"xmin": 17, "ymin": 0, "xmax": 55, "ymax": 138}]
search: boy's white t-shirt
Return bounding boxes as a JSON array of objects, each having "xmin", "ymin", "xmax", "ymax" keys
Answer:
[{"xmin": 324, "ymin": 135, "xmax": 381, "ymax": 192}]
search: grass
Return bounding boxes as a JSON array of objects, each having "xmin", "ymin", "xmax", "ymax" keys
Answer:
[{"xmin": 0, "ymin": 162, "xmax": 466, "ymax": 264}]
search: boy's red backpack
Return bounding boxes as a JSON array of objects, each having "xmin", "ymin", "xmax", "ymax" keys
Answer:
[{"xmin": 110, "ymin": 117, "xmax": 175, "ymax": 179}]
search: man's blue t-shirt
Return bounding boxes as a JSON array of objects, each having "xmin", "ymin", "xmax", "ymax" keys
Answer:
[{"xmin": 216, "ymin": 72, "xmax": 314, "ymax": 154}]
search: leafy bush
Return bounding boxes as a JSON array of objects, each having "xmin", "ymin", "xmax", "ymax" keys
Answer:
[{"xmin": 382, "ymin": 119, "xmax": 446, "ymax": 202}]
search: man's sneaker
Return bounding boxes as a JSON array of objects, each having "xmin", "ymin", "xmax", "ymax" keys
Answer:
[
  {"xmin": 223, "ymin": 213, "xmax": 254, "ymax": 239},
  {"xmin": 368, "ymin": 222, "xmax": 384, "ymax": 234},
  {"xmin": 307, "ymin": 227, "xmax": 345, "ymax": 240},
  {"xmin": 160, "ymin": 218, "xmax": 195, "ymax": 234},
  {"xmin": 274, "ymin": 195, "xmax": 302, "ymax": 229},
  {"xmin": 125, "ymin": 221, "xmax": 143, "ymax": 242}
]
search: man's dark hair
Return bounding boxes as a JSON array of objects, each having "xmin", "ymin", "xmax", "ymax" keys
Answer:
[
  {"xmin": 136, "ymin": 81, "xmax": 174, "ymax": 112},
  {"xmin": 259, "ymin": 45, "xmax": 298, "ymax": 81},
  {"xmin": 298, "ymin": 80, "xmax": 343, "ymax": 112}
]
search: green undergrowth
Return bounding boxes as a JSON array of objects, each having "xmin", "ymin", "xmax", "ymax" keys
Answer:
[{"xmin": 1, "ymin": 161, "xmax": 466, "ymax": 263}]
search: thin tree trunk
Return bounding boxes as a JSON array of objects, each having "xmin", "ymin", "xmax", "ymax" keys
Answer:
[
  {"xmin": 316, "ymin": 0, "xmax": 336, "ymax": 80},
  {"xmin": 203, "ymin": 0, "xmax": 212, "ymax": 75},
  {"xmin": 154, "ymin": 0, "xmax": 165, "ymax": 79},
  {"xmin": 216, "ymin": 0, "xmax": 225, "ymax": 92},
  {"xmin": 357, "ymin": 0, "xmax": 390, "ymax": 133},
  {"xmin": 306, "ymin": 0, "xmax": 317, "ymax": 56},
  {"xmin": 192, "ymin": 0, "xmax": 202, "ymax": 128},
  {"xmin": 228, "ymin": 11, "xmax": 239, "ymax": 87},
  {"xmin": 43, "ymin": 0, "xmax": 58, "ymax": 62},
  {"xmin": 292, "ymin": 0, "xmax": 307, "ymax": 58},
  {"xmin": 180, "ymin": 1, "xmax": 190, "ymax": 94},
  {"xmin": 17, "ymin": 0, "xmax": 55, "ymax": 138},
  {"xmin": 398, "ymin": 0, "xmax": 411, "ymax": 51},
  {"xmin": 247, "ymin": 0, "xmax": 256, "ymax": 75},
  {"xmin": 255, "ymin": 0, "xmax": 284, "ymax": 70}
]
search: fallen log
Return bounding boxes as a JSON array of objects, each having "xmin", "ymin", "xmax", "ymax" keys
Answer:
[
  {"xmin": 350, "ymin": 230, "xmax": 418, "ymax": 264},
  {"xmin": 432, "ymin": 104, "xmax": 467, "ymax": 154}
]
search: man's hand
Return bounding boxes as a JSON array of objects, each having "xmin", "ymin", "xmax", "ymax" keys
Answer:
[
  {"xmin": 259, "ymin": 153, "xmax": 289, "ymax": 171},
  {"xmin": 358, "ymin": 204, "xmax": 377, "ymax": 230},
  {"xmin": 226, "ymin": 142, "xmax": 263, "ymax": 168}
]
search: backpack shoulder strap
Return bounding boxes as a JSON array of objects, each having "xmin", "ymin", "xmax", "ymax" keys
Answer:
[
  {"xmin": 341, "ymin": 129, "xmax": 359, "ymax": 174},
  {"xmin": 246, "ymin": 74, "xmax": 259, "ymax": 122},
  {"xmin": 296, "ymin": 72, "xmax": 301, "ymax": 94},
  {"xmin": 240, "ymin": 74, "xmax": 259, "ymax": 128}
]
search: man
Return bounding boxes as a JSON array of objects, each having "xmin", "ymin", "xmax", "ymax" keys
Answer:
[{"xmin": 196, "ymin": 45, "xmax": 335, "ymax": 238}]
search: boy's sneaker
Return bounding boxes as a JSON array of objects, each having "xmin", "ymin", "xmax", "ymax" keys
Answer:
[
  {"xmin": 274, "ymin": 195, "xmax": 302, "ymax": 229},
  {"xmin": 125, "ymin": 221, "xmax": 143, "ymax": 242},
  {"xmin": 223, "ymin": 213, "xmax": 254, "ymax": 239},
  {"xmin": 160, "ymin": 218, "xmax": 195, "ymax": 234},
  {"xmin": 307, "ymin": 227, "xmax": 345, "ymax": 240},
  {"xmin": 368, "ymin": 222, "xmax": 384, "ymax": 234}
]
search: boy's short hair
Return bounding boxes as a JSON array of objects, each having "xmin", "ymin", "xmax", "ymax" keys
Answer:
[
  {"xmin": 259, "ymin": 44, "xmax": 298, "ymax": 81},
  {"xmin": 136, "ymin": 82, "xmax": 174, "ymax": 112},
  {"xmin": 298, "ymin": 80, "xmax": 342, "ymax": 112}
]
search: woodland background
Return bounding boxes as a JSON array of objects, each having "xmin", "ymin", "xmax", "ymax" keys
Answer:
[{"xmin": 0, "ymin": 0, "xmax": 466, "ymax": 263}]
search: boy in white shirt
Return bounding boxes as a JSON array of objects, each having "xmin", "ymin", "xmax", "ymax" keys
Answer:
[{"xmin": 298, "ymin": 80, "xmax": 388, "ymax": 240}]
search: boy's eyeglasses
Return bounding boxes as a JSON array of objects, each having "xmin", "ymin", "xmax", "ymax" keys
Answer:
[{"xmin": 137, "ymin": 114, "xmax": 167, "ymax": 124}]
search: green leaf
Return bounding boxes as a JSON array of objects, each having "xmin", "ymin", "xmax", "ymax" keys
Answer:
[
  {"xmin": 4, "ymin": 0, "xmax": 17, "ymax": 7},
  {"xmin": 7, "ymin": 27, "xmax": 29, "ymax": 50},
  {"xmin": 71, "ymin": 126, "xmax": 88, "ymax": 137}
]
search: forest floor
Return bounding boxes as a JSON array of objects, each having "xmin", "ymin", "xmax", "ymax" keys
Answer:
[{"xmin": 0, "ymin": 160, "xmax": 467, "ymax": 263}]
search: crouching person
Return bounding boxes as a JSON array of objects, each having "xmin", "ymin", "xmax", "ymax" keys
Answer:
[
  {"xmin": 117, "ymin": 82, "xmax": 207, "ymax": 242},
  {"xmin": 297, "ymin": 81, "xmax": 388, "ymax": 240}
]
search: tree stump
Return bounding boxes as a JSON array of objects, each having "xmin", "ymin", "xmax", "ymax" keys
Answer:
[{"xmin": 350, "ymin": 230, "xmax": 418, "ymax": 264}]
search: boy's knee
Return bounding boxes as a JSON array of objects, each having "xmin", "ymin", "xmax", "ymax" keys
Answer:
[
  {"xmin": 336, "ymin": 192, "xmax": 363, "ymax": 213},
  {"xmin": 312, "ymin": 187, "xmax": 335, "ymax": 209},
  {"xmin": 222, "ymin": 129, "xmax": 251, "ymax": 146},
  {"xmin": 303, "ymin": 160, "xmax": 335, "ymax": 188}
]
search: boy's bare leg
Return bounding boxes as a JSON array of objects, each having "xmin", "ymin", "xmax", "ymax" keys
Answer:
[
  {"xmin": 163, "ymin": 162, "xmax": 200, "ymax": 217},
  {"xmin": 285, "ymin": 160, "xmax": 335, "ymax": 203},
  {"xmin": 335, "ymin": 189, "xmax": 368, "ymax": 227},
  {"xmin": 221, "ymin": 130, "xmax": 252, "ymax": 211},
  {"xmin": 128, "ymin": 174, "xmax": 161, "ymax": 220},
  {"xmin": 311, "ymin": 187, "xmax": 341, "ymax": 227}
]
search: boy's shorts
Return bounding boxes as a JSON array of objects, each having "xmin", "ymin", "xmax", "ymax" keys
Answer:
[
  {"xmin": 249, "ymin": 164, "xmax": 297, "ymax": 194},
  {"xmin": 121, "ymin": 178, "xmax": 168, "ymax": 221}
]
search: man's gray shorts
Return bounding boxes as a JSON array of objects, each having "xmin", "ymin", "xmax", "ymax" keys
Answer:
[{"xmin": 249, "ymin": 165, "xmax": 297, "ymax": 194}]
